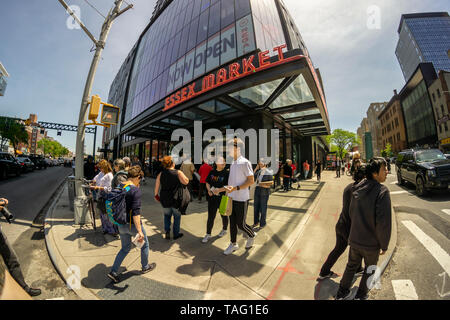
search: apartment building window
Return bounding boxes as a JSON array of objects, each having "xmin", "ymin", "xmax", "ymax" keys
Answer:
[
  {"xmin": 445, "ymin": 122, "xmax": 449, "ymax": 132},
  {"xmin": 395, "ymin": 118, "xmax": 399, "ymax": 128},
  {"xmin": 439, "ymin": 124, "xmax": 442, "ymax": 133},
  {"xmin": 397, "ymin": 133, "xmax": 400, "ymax": 141},
  {"xmin": 437, "ymin": 89, "xmax": 441, "ymax": 98},
  {"xmin": 441, "ymin": 105, "xmax": 445, "ymax": 116},
  {"xmin": 432, "ymin": 93, "xmax": 436, "ymax": 102}
]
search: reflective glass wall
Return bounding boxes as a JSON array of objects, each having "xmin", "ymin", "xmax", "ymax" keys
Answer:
[{"xmin": 124, "ymin": 0, "xmax": 258, "ymax": 123}]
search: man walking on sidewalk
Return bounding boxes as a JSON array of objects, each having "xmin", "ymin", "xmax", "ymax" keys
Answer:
[
  {"xmin": 336, "ymin": 158, "xmax": 341, "ymax": 178},
  {"xmin": 335, "ymin": 158, "xmax": 391, "ymax": 300},
  {"xmin": 108, "ymin": 166, "xmax": 156, "ymax": 283},
  {"xmin": 223, "ymin": 138, "xmax": 257, "ymax": 255},
  {"xmin": 303, "ymin": 160, "xmax": 310, "ymax": 180}
]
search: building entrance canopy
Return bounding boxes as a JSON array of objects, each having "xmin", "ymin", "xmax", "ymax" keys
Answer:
[{"xmin": 122, "ymin": 45, "xmax": 330, "ymax": 140}]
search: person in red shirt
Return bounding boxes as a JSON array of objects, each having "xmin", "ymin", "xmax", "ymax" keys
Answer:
[{"xmin": 198, "ymin": 160, "xmax": 213, "ymax": 202}]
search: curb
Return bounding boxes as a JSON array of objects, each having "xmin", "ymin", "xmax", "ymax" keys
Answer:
[
  {"xmin": 376, "ymin": 205, "xmax": 398, "ymax": 277},
  {"xmin": 43, "ymin": 180, "xmax": 100, "ymax": 300}
]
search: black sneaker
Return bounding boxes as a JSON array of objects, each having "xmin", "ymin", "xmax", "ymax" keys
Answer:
[
  {"xmin": 142, "ymin": 263, "xmax": 156, "ymax": 274},
  {"xmin": 25, "ymin": 286, "xmax": 41, "ymax": 297},
  {"xmin": 335, "ymin": 288, "xmax": 352, "ymax": 300},
  {"xmin": 355, "ymin": 268, "xmax": 365, "ymax": 277},
  {"xmin": 107, "ymin": 271, "xmax": 120, "ymax": 284},
  {"xmin": 173, "ymin": 233, "xmax": 184, "ymax": 240},
  {"xmin": 317, "ymin": 271, "xmax": 337, "ymax": 281},
  {"xmin": 354, "ymin": 293, "xmax": 369, "ymax": 300},
  {"xmin": 165, "ymin": 231, "xmax": 171, "ymax": 240}
]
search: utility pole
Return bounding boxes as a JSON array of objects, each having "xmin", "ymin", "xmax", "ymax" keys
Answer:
[{"xmin": 57, "ymin": 0, "xmax": 132, "ymax": 224}]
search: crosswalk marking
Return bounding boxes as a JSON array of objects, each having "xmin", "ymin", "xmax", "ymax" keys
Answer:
[
  {"xmin": 442, "ymin": 209, "xmax": 450, "ymax": 217},
  {"xmin": 390, "ymin": 191, "xmax": 409, "ymax": 195},
  {"xmin": 402, "ymin": 220, "xmax": 450, "ymax": 277},
  {"xmin": 392, "ymin": 280, "xmax": 418, "ymax": 300},
  {"xmin": 46, "ymin": 297, "xmax": 65, "ymax": 300}
]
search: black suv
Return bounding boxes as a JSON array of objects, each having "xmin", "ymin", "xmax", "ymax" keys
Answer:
[
  {"xmin": 396, "ymin": 149, "xmax": 450, "ymax": 196},
  {"xmin": 28, "ymin": 154, "xmax": 48, "ymax": 170},
  {"xmin": 0, "ymin": 152, "xmax": 22, "ymax": 180}
]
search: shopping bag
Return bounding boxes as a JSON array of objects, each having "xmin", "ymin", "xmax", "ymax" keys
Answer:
[{"xmin": 219, "ymin": 195, "xmax": 233, "ymax": 216}]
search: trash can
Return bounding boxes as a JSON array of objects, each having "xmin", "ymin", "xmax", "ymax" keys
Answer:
[
  {"xmin": 74, "ymin": 195, "xmax": 92, "ymax": 225},
  {"xmin": 67, "ymin": 175, "xmax": 76, "ymax": 212}
]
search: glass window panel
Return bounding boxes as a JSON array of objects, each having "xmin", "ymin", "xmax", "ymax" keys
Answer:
[
  {"xmin": 164, "ymin": 37, "xmax": 176, "ymax": 70},
  {"xmin": 206, "ymin": 32, "xmax": 221, "ymax": 72},
  {"xmin": 154, "ymin": 74, "xmax": 163, "ymax": 102},
  {"xmin": 230, "ymin": 78, "xmax": 283, "ymax": 106},
  {"xmin": 197, "ymin": 9, "xmax": 210, "ymax": 45},
  {"xmin": 193, "ymin": 40, "xmax": 207, "ymax": 79},
  {"xmin": 281, "ymin": 109, "xmax": 320, "ymax": 119},
  {"xmin": 235, "ymin": 0, "xmax": 251, "ymax": 20},
  {"xmin": 216, "ymin": 100, "xmax": 234, "ymax": 114},
  {"xmin": 171, "ymin": 32, "xmax": 182, "ymax": 65},
  {"xmin": 178, "ymin": 26, "xmax": 191, "ymax": 59},
  {"xmin": 220, "ymin": 23, "xmax": 237, "ymax": 65},
  {"xmin": 201, "ymin": 0, "xmax": 211, "ymax": 12},
  {"xmin": 198, "ymin": 100, "xmax": 216, "ymax": 113},
  {"xmin": 208, "ymin": 2, "xmax": 221, "ymax": 37},
  {"xmin": 183, "ymin": 0, "xmax": 195, "ymax": 27},
  {"xmin": 167, "ymin": 63, "xmax": 177, "ymax": 94},
  {"xmin": 291, "ymin": 119, "xmax": 323, "ymax": 126},
  {"xmin": 192, "ymin": 0, "xmax": 203, "ymax": 18},
  {"xmin": 183, "ymin": 49, "xmax": 196, "ymax": 85},
  {"xmin": 174, "ymin": 56, "xmax": 185, "ymax": 89},
  {"xmin": 269, "ymin": 75, "xmax": 314, "ymax": 109},
  {"xmin": 178, "ymin": 110, "xmax": 208, "ymax": 121},
  {"xmin": 221, "ymin": 0, "xmax": 235, "ymax": 28},
  {"xmin": 187, "ymin": 17, "xmax": 199, "ymax": 51}
]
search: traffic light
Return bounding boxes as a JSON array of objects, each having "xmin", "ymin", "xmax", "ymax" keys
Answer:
[
  {"xmin": 88, "ymin": 95, "xmax": 101, "ymax": 121},
  {"xmin": 101, "ymin": 105, "xmax": 120, "ymax": 126}
]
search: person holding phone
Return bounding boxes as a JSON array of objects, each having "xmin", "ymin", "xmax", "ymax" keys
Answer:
[{"xmin": 108, "ymin": 166, "xmax": 156, "ymax": 283}]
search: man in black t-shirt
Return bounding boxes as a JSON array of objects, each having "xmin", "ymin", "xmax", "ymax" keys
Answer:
[
  {"xmin": 108, "ymin": 166, "xmax": 156, "ymax": 283},
  {"xmin": 202, "ymin": 157, "xmax": 230, "ymax": 243}
]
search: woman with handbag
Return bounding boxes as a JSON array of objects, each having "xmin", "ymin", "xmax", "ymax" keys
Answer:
[
  {"xmin": 202, "ymin": 157, "xmax": 229, "ymax": 244},
  {"xmin": 91, "ymin": 160, "xmax": 118, "ymax": 237},
  {"xmin": 154, "ymin": 156, "xmax": 189, "ymax": 240}
]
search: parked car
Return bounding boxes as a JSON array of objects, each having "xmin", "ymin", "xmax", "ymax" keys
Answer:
[
  {"xmin": 57, "ymin": 158, "xmax": 64, "ymax": 165},
  {"xmin": 445, "ymin": 154, "xmax": 450, "ymax": 160},
  {"xmin": 16, "ymin": 156, "xmax": 36, "ymax": 173},
  {"xmin": 0, "ymin": 152, "xmax": 22, "ymax": 179},
  {"xmin": 396, "ymin": 148, "xmax": 450, "ymax": 196},
  {"xmin": 52, "ymin": 159, "xmax": 59, "ymax": 166},
  {"xmin": 44, "ymin": 158, "xmax": 53, "ymax": 167},
  {"xmin": 28, "ymin": 154, "xmax": 48, "ymax": 170}
]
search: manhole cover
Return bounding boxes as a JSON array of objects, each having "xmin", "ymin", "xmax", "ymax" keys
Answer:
[{"xmin": 98, "ymin": 276, "xmax": 205, "ymax": 300}]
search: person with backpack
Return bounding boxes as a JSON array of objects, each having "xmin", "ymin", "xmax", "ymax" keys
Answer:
[
  {"xmin": 91, "ymin": 160, "xmax": 118, "ymax": 236},
  {"xmin": 154, "ymin": 156, "xmax": 189, "ymax": 240},
  {"xmin": 317, "ymin": 165, "xmax": 367, "ymax": 281},
  {"xmin": 202, "ymin": 157, "xmax": 229, "ymax": 243},
  {"xmin": 335, "ymin": 158, "xmax": 391, "ymax": 300},
  {"xmin": 107, "ymin": 166, "xmax": 156, "ymax": 283}
]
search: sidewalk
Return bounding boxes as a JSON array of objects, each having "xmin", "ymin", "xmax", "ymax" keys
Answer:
[{"xmin": 44, "ymin": 170, "xmax": 397, "ymax": 300}]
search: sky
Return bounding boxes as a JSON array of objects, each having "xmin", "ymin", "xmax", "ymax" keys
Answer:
[{"xmin": 0, "ymin": 0, "xmax": 449, "ymax": 154}]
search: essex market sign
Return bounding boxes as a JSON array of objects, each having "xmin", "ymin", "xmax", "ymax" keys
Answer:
[{"xmin": 163, "ymin": 44, "xmax": 303, "ymax": 112}]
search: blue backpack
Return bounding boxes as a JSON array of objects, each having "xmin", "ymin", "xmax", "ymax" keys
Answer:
[{"xmin": 105, "ymin": 183, "xmax": 132, "ymax": 226}]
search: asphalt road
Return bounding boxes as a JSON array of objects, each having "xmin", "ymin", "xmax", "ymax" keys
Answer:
[
  {"xmin": 0, "ymin": 165, "xmax": 79, "ymax": 300},
  {"xmin": 370, "ymin": 169, "xmax": 450, "ymax": 300}
]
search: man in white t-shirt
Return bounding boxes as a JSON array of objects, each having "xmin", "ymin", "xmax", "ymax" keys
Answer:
[{"xmin": 223, "ymin": 138, "xmax": 256, "ymax": 255}]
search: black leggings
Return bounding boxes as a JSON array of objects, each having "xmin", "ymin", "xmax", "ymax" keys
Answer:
[
  {"xmin": 207, "ymin": 196, "xmax": 229, "ymax": 234},
  {"xmin": 230, "ymin": 200, "xmax": 255, "ymax": 244}
]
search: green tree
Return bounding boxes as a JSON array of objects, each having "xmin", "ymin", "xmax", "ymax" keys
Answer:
[
  {"xmin": 328, "ymin": 129, "xmax": 359, "ymax": 160},
  {"xmin": 38, "ymin": 139, "xmax": 70, "ymax": 158},
  {"xmin": 381, "ymin": 143, "xmax": 392, "ymax": 158},
  {"xmin": 0, "ymin": 117, "xmax": 29, "ymax": 155}
]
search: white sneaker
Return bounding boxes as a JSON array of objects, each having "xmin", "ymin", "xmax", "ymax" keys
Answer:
[
  {"xmin": 218, "ymin": 229, "xmax": 227, "ymax": 237},
  {"xmin": 202, "ymin": 234, "xmax": 211, "ymax": 243},
  {"xmin": 245, "ymin": 232, "xmax": 257, "ymax": 249},
  {"xmin": 223, "ymin": 243, "xmax": 239, "ymax": 255}
]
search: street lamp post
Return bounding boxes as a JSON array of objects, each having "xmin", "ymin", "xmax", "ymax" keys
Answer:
[{"xmin": 57, "ymin": 0, "xmax": 132, "ymax": 224}]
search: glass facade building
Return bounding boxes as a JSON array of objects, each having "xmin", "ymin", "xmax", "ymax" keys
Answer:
[
  {"xmin": 103, "ymin": 0, "xmax": 330, "ymax": 171},
  {"xmin": 396, "ymin": 12, "xmax": 450, "ymax": 82}
]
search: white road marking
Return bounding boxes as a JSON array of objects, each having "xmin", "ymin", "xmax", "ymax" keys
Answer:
[
  {"xmin": 390, "ymin": 191, "xmax": 409, "ymax": 195},
  {"xmin": 392, "ymin": 280, "xmax": 419, "ymax": 300},
  {"xmin": 391, "ymin": 181, "xmax": 399, "ymax": 185},
  {"xmin": 442, "ymin": 209, "xmax": 450, "ymax": 217},
  {"xmin": 402, "ymin": 220, "xmax": 450, "ymax": 277},
  {"xmin": 46, "ymin": 297, "xmax": 65, "ymax": 300}
]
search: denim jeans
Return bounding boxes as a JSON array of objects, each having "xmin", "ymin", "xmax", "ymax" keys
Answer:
[
  {"xmin": 111, "ymin": 222, "xmax": 149, "ymax": 273},
  {"xmin": 304, "ymin": 170, "xmax": 309, "ymax": 179},
  {"xmin": 163, "ymin": 207, "xmax": 181, "ymax": 236},
  {"xmin": 283, "ymin": 177, "xmax": 291, "ymax": 191},
  {"xmin": 254, "ymin": 187, "xmax": 270, "ymax": 227}
]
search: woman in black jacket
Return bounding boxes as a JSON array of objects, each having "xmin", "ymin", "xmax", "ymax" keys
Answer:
[{"xmin": 317, "ymin": 165, "xmax": 367, "ymax": 280}]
